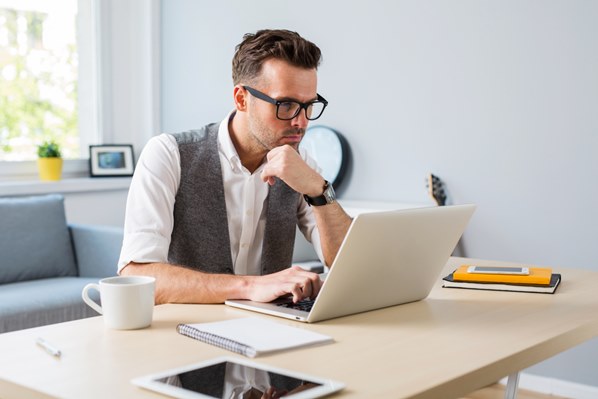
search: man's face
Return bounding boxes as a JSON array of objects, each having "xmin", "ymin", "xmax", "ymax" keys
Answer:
[{"xmin": 245, "ymin": 58, "xmax": 318, "ymax": 151}]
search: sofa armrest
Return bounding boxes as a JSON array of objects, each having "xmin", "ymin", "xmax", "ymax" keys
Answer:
[{"xmin": 69, "ymin": 224, "xmax": 123, "ymax": 278}]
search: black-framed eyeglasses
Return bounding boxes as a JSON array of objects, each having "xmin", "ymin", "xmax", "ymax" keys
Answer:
[{"xmin": 243, "ymin": 86, "xmax": 328, "ymax": 121}]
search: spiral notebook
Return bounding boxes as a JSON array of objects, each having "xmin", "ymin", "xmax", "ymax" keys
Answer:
[{"xmin": 177, "ymin": 317, "xmax": 333, "ymax": 357}]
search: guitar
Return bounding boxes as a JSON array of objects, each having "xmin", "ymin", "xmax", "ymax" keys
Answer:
[
  {"xmin": 425, "ymin": 173, "xmax": 466, "ymax": 257},
  {"xmin": 426, "ymin": 173, "xmax": 447, "ymax": 206}
]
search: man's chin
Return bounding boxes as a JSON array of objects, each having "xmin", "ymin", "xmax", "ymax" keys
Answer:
[{"xmin": 280, "ymin": 136, "xmax": 302, "ymax": 149}]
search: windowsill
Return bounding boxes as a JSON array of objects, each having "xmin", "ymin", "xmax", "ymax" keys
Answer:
[
  {"xmin": 0, "ymin": 158, "xmax": 132, "ymax": 196},
  {"xmin": 0, "ymin": 177, "xmax": 132, "ymax": 196}
]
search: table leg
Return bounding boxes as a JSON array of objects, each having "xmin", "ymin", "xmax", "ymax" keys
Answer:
[{"xmin": 504, "ymin": 371, "xmax": 520, "ymax": 399}]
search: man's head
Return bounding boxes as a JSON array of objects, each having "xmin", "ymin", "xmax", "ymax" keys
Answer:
[
  {"xmin": 232, "ymin": 29, "xmax": 322, "ymax": 86},
  {"xmin": 231, "ymin": 30, "xmax": 326, "ymax": 158}
]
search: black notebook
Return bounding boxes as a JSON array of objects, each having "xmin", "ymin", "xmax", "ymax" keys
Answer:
[{"xmin": 442, "ymin": 272, "xmax": 561, "ymax": 294}]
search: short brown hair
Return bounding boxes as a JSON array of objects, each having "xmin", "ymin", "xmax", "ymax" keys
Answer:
[{"xmin": 232, "ymin": 29, "xmax": 322, "ymax": 85}]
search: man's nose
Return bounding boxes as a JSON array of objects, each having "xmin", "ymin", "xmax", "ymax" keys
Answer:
[{"xmin": 291, "ymin": 109, "xmax": 309, "ymax": 129}]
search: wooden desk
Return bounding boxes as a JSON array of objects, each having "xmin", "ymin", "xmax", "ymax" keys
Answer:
[{"xmin": 1, "ymin": 257, "xmax": 597, "ymax": 399}]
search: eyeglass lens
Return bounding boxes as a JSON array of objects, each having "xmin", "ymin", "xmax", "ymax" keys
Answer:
[{"xmin": 277, "ymin": 101, "xmax": 325, "ymax": 121}]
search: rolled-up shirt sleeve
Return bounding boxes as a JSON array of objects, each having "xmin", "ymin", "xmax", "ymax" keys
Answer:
[{"xmin": 118, "ymin": 134, "xmax": 180, "ymax": 273}]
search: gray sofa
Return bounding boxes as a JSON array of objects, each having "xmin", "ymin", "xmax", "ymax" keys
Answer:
[{"xmin": 0, "ymin": 194, "xmax": 123, "ymax": 334}]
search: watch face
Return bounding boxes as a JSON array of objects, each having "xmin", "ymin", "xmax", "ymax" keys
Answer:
[
  {"xmin": 323, "ymin": 183, "xmax": 336, "ymax": 203},
  {"xmin": 303, "ymin": 181, "xmax": 336, "ymax": 206}
]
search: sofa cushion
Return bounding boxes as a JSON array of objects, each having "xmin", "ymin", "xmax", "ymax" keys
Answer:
[
  {"xmin": 0, "ymin": 194, "xmax": 77, "ymax": 284},
  {"xmin": 0, "ymin": 277, "xmax": 101, "ymax": 333}
]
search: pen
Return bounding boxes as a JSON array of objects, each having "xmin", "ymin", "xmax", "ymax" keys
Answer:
[{"xmin": 36, "ymin": 337, "xmax": 61, "ymax": 358}]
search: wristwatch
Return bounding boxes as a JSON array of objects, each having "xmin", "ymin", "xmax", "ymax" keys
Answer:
[{"xmin": 304, "ymin": 180, "xmax": 336, "ymax": 206}]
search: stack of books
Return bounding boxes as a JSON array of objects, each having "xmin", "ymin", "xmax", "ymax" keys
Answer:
[{"xmin": 442, "ymin": 265, "xmax": 561, "ymax": 294}]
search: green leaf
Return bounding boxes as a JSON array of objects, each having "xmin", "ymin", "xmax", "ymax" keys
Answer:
[{"xmin": 37, "ymin": 141, "xmax": 61, "ymax": 158}]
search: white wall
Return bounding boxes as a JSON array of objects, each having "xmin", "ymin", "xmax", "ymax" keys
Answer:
[
  {"xmin": 63, "ymin": 190, "xmax": 128, "ymax": 227},
  {"xmin": 161, "ymin": 0, "xmax": 598, "ymax": 388}
]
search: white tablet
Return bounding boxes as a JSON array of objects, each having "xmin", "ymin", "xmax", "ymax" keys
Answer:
[{"xmin": 131, "ymin": 356, "xmax": 345, "ymax": 399}]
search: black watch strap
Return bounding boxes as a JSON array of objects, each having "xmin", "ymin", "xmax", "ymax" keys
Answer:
[{"xmin": 304, "ymin": 180, "xmax": 336, "ymax": 207}]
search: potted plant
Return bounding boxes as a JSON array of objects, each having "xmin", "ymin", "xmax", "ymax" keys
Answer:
[{"xmin": 37, "ymin": 141, "xmax": 63, "ymax": 181}]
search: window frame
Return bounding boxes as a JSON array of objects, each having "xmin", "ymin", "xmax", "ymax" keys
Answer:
[{"xmin": 0, "ymin": 0, "xmax": 161, "ymax": 182}]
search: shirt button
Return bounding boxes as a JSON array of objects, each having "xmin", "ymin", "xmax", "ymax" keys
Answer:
[{"xmin": 241, "ymin": 243, "xmax": 249, "ymax": 249}]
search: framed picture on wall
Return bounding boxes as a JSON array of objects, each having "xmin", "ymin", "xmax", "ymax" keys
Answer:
[{"xmin": 89, "ymin": 144, "xmax": 135, "ymax": 177}]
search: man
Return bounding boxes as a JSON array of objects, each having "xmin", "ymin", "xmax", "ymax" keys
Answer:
[{"xmin": 119, "ymin": 29, "xmax": 351, "ymax": 304}]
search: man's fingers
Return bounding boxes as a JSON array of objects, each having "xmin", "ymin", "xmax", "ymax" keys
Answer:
[
  {"xmin": 287, "ymin": 270, "xmax": 320, "ymax": 302},
  {"xmin": 251, "ymin": 266, "xmax": 322, "ymax": 303},
  {"xmin": 283, "ymin": 276, "xmax": 315, "ymax": 303},
  {"xmin": 300, "ymin": 280, "xmax": 313, "ymax": 300},
  {"xmin": 292, "ymin": 284, "xmax": 303, "ymax": 303},
  {"xmin": 262, "ymin": 145, "xmax": 319, "ymax": 193},
  {"xmin": 260, "ymin": 167, "xmax": 277, "ymax": 186},
  {"xmin": 291, "ymin": 266, "xmax": 322, "ymax": 298},
  {"xmin": 311, "ymin": 277, "xmax": 322, "ymax": 298}
]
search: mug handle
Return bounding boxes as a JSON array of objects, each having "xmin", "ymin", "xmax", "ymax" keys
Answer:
[{"xmin": 82, "ymin": 283, "xmax": 103, "ymax": 314}]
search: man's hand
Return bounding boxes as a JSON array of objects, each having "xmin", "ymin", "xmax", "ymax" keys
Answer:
[
  {"xmin": 245, "ymin": 266, "xmax": 323, "ymax": 303},
  {"xmin": 260, "ymin": 145, "xmax": 324, "ymax": 197},
  {"xmin": 260, "ymin": 144, "xmax": 352, "ymax": 269}
]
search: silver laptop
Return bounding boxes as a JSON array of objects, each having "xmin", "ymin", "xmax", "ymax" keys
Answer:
[{"xmin": 226, "ymin": 204, "xmax": 475, "ymax": 323}]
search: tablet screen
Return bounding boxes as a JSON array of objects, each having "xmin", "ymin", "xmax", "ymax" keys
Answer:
[{"xmin": 138, "ymin": 358, "xmax": 335, "ymax": 399}]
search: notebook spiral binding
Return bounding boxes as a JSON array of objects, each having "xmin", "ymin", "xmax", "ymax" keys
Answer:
[{"xmin": 176, "ymin": 323, "xmax": 258, "ymax": 358}]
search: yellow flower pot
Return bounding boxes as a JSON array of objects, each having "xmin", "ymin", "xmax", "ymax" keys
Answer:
[{"xmin": 37, "ymin": 157, "xmax": 63, "ymax": 181}]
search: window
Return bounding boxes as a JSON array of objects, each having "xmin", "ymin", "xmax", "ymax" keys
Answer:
[
  {"xmin": 0, "ymin": 0, "xmax": 95, "ymax": 163},
  {"xmin": 0, "ymin": 0, "xmax": 159, "ymax": 183}
]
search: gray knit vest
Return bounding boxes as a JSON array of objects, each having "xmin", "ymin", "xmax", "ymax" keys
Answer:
[{"xmin": 167, "ymin": 123, "xmax": 298, "ymax": 275}]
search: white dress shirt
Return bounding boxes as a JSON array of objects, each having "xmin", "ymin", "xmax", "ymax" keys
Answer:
[{"xmin": 118, "ymin": 111, "xmax": 324, "ymax": 275}]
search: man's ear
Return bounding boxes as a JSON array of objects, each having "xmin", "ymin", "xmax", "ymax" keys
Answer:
[{"xmin": 233, "ymin": 85, "xmax": 248, "ymax": 112}]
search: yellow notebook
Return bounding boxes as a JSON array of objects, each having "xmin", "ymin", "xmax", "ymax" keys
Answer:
[{"xmin": 453, "ymin": 265, "xmax": 553, "ymax": 285}]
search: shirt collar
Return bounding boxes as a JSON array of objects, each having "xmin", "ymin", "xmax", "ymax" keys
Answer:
[
  {"xmin": 218, "ymin": 110, "xmax": 243, "ymax": 172},
  {"xmin": 218, "ymin": 109, "xmax": 267, "ymax": 174}
]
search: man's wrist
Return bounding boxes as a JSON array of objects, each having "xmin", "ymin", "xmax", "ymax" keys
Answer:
[
  {"xmin": 305, "ymin": 178, "xmax": 327, "ymax": 198},
  {"xmin": 232, "ymin": 275, "xmax": 254, "ymax": 300},
  {"xmin": 304, "ymin": 180, "xmax": 336, "ymax": 207}
]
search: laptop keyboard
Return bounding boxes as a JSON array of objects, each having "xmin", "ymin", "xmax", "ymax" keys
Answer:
[{"xmin": 276, "ymin": 298, "xmax": 315, "ymax": 312}]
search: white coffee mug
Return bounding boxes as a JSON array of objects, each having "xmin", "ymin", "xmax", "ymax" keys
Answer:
[{"xmin": 82, "ymin": 276, "xmax": 155, "ymax": 330}]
